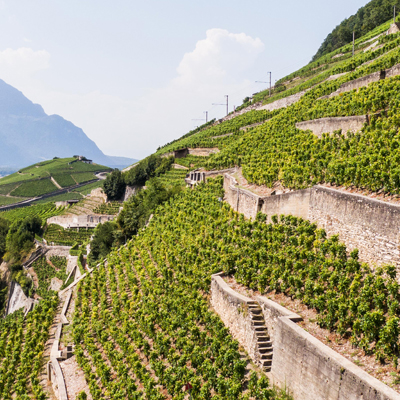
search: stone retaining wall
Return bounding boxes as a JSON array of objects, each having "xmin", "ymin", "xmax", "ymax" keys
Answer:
[
  {"xmin": 257, "ymin": 89, "xmax": 308, "ymax": 112},
  {"xmin": 211, "ymin": 275, "xmax": 259, "ymax": 362},
  {"xmin": 295, "ymin": 115, "xmax": 368, "ymax": 137},
  {"xmin": 47, "ymin": 214, "xmax": 115, "ymax": 229},
  {"xmin": 211, "ymin": 276, "xmax": 400, "ymax": 400},
  {"xmin": 224, "ymin": 173, "xmax": 400, "ymax": 270}
]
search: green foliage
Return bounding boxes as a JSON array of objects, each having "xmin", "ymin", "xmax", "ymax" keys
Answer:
[
  {"xmin": 52, "ymin": 173, "xmax": 76, "ymax": 187},
  {"xmin": 112, "ymin": 179, "xmax": 400, "ymax": 366},
  {"xmin": 0, "ymin": 203, "xmax": 64, "ymax": 224},
  {"xmin": 5, "ymin": 216, "xmax": 43, "ymax": 263},
  {"xmin": 44, "ymin": 224, "xmax": 93, "ymax": 247},
  {"xmin": 124, "ymin": 155, "xmax": 174, "ymax": 186},
  {"xmin": 32, "ymin": 256, "xmax": 67, "ymax": 297},
  {"xmin": 0, "ymin": 294, "xmax": 58, "ymax": 398},
  {"xmin": 88, "ymin": 221, "xmax": 117, "ymax": 265},
  {"xmin": 73, "ymin": 183, "xmax": 289, "ymax": 399},
  {"xmin": 72, "ymin": 172, "xmax": 97, "ymax": 184},
  {"xmin": 0, "ymin": 195, "xmax": 27, "ymax": 206},
  {"xmin": 117, "ymin": 179, "xmax": 182, "ymax": 240},
  {"xmin": 313, "ymin": 0, "xmax": 400, "ymax": 60},
  {"xmin": 93, "ymin": 202, "xmax": 121, "ymax": 215},
  {"xmin": 0, "ymin": 217, "xmax": 10, "ymax": 260},
  {"xmin": 103, "ymin": 170, "xmax": 126, "ymax": 201},
  {"xmin": 10, "ymin": 178, "xmax": 57, "ymax": 197}
]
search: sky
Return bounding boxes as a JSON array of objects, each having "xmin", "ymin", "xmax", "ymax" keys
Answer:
[{"xmin": 0, "ymin": 0, "xmax": 369, "ymax": 160}]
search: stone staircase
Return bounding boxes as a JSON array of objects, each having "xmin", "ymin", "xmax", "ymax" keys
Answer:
[{"xmin": 248, "ymin": 302, "xmax": 273, "ymax": 371}]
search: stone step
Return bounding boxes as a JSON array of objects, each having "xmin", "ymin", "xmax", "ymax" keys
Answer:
[
  {"xmin": 249, "ymin": 308, "xmax": 262, "ymax": 315},
  {"xmin": 255, "ymin": 330, "xmax": 269, "ymax": 337},
  {"xmin": 261, "ymin": 359, "xmax": 272, "ymax": 367},
  {"xmin": 257, "ymin": 335, "xmax": 271, "ymax": 342},
  {"xmin": 252, "ymin": 319, "xmax": 265, "ymax": 325},
  {"xmin": 260, "ymin": 353, "xmax": 273, "ymax": 360},
  {"xmin": 250, "ymin": 314, "xmax": 264, "ymax": 320},
  {"xmin": 258, "ymin": 346, "xmax": 273, "ymax": 354},
  {"xmin": 258, "ymin": 340, "xmax": 272, "ymax": 348},
  {"xmin": 253, "ymin": 324, "xmax": 267, "ymax": 332}
]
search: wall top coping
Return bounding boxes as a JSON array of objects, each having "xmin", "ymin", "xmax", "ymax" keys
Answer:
[
  {"xmin": 279, "ymin": 317, "xmax": 400, "ymax": 399},
  {"xmin": 296, "ymin": 115, "xmax": 367, "ymax": 125},
  {"xmin": 225, "ymin": 172, "xmax": 400, "ymax": 214},
  {"xmin": 211, "ymin": 274, "xmax": 255, "ymax": 304},
  {"xmin": 313, "ymin": 185, "xmax": 400, "ymax": 212},
  {"xmin": 256, "ymin": 296, "xmax": 302, "ymax": 322}
]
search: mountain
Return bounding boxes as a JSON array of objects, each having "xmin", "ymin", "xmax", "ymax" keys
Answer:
[
  {"xmin": 0, "ymin": 79, "xmax": 137, "ymax": 169},
  {"xmin": 313, "ymin": 0, "xmax": 400, "ymax": 61}
]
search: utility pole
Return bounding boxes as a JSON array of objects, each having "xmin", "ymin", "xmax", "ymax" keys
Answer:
[
  {"xmin": 212, "ymin": 95, "xmax": 229, "ymax": 116},
  {"xmin": 204, "ymin": 111, "xmax": 208, "ymax": 123},
  {"xmin": 268, "ymin": 72, "xmax": 272, "ymax": 97},
  {"xmin": 256, "ymin": 72, "xmax": 272, "ymax": 97},
  {"xmin": 352, "ymin": 32, "xmax": 355, "ymax": 57}
]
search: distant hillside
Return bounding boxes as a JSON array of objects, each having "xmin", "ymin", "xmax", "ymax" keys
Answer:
[
  {"xmin": 0, "ymin": 157, "xmax": 111, "ymax": 206},
  {"xmin": 313, "ymin": 0, "xmax": 400, "ymax": 61},
  {"xmin": 0, "ymin": 79, "xmax": 137, "ymax": 169}
]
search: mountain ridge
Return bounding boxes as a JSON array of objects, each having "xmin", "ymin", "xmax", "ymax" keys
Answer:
[{"xmin": 0, "ymin": 79, "xmax": 137, "ymax": 170}]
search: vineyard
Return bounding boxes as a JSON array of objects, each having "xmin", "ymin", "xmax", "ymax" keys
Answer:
[
  {"xmin": 154, "ymin": 168, "xmax": 188, "ymax": 187},
  {"xmin": 32, "ymin": 256, "xmax": 68, "ymax": 297},
  {"xmin": 93, "ymin": 202, "xmax": 121, "ymax": 215},
  {"xmin": 163, "ymin": 60, "xmax": 400, "ymax": 194},
  {"xmin": 73, "ymin": 208, "xmax": 290, "ymax": 398},
  {"xmin": 44, "ymin": 224, "xmax": 94, "ymax": 246},
  {"xmin": 0, "ymin": 295, "xmax": 58, "ymax": 399},
  {"xmin": 0, "ymin": 203, "xmax": 64, "ymax": 224},
  {"xmin": 0, "ymin": 157, "xmax": 110, "ymax": 199}
]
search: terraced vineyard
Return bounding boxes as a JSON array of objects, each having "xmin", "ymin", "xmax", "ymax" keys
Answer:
[
  {"xmin": 0, "ymin": 295, "xmax": 58, "ymax": 399},
  {"xmin": 0, "ymin": 203, "xmax": 65, "ymax": 223},
  {"xmin": 0, "ymin": 157, "xmax": 110, "ymax": 200},
  {"xmin": 155, "ymin": 168, "xmax": 188, "ymax": 187},
  {"xmin": 93, "ymin": 202, "xmax": 121, "ymax": 215},
  {"xmin": 74, "ymin": 196, "xmax": 290, "ymax": 399},
  {"xmin": 32, "ymin": 256, "xmax": 68, "ymax": 297},
  {"xmin": 44, "ymin": 224, "xmax": 94, "ymax": 246}
]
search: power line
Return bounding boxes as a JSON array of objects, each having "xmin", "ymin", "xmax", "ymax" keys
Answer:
[{"xmin": 212, "ymin": 95, "xmax": 229, "ymax": 116}]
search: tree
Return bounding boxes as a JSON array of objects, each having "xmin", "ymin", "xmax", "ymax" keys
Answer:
[
  {"xmin": 88, "ymin": 221, "xmax": 117, "ymax": 265},
  {"xmin": 0, "ymin": 217, "xmax": 10, "ymax": 260},
  {"xmin": 117, "ymin": 179, "xmax": 181, "ymax": 240},
  {"xmin": 5, "ymin": 216, "xmax": 42, "ymax": 263},
  {"xmin": 103, "ymin": 169, "xmax": 126, "ymax": 201}
]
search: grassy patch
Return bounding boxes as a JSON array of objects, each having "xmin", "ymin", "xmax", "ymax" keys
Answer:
[{"xmin": 10, "ymin": 178, "xmax": 57, "ymax": 197}]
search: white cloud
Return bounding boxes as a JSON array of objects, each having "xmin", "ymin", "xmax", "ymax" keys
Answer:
[
  {"xmin": 0, "ymin": 30, "xmax": 264, "ymax": 159},
  {"xmin": 0, "ymin": 47, "xmax": 50, "ymax": 88}
]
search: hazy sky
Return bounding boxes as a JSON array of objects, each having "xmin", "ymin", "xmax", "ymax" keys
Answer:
[{"xmin": 0, "ymin": 0, "xmax": 368, "ymax": 159}]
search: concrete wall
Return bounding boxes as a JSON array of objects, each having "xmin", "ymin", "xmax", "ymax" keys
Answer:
[
  {"xmin": 47, "ymin": 214, "xmax": 115, "ymax": 229},
  {"xmin": 5, "ymin": 281, "xmax": 28, "ymax": 315},
  {"xmin": 211, "ymin": 277, "xmax": 400, "ymax": 400},
  {"xmin": 211, "ymin": 275, "xmax": 259, "ymax": 362},
  {"xmin": 258, "ymin": 89, "xmax": 308, "ymax": 112},
  {"xmin": 295, "ymin": 115, "xmax": 368, "ymax": 138},
  {"xmin": 309, "ymin": 186, "xmax": 400, "ymax": 267},
  {"xmin": 188, "ymin": 148, "xmax": 220, "ymax": 156},
  {"xmin": 224, "ymin": 174, "xmax": 400, "ymax": 269}
]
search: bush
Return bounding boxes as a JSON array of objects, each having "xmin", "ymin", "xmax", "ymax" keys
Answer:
[{"xmin": 103, "ymin": 169, "xmax": 126, "ymax": 201}]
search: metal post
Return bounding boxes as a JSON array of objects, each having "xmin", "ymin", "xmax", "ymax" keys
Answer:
[
  {"xmin": 204, "ymin": 111, "xmax": 208, "ymax": 123},
  {"xmin": 225, "ymin": 95, "xmax": 228, "ymax": 115},
  {"xmin": 269, "ymin": 72, "xmax": 272, "ymax": 97}
]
